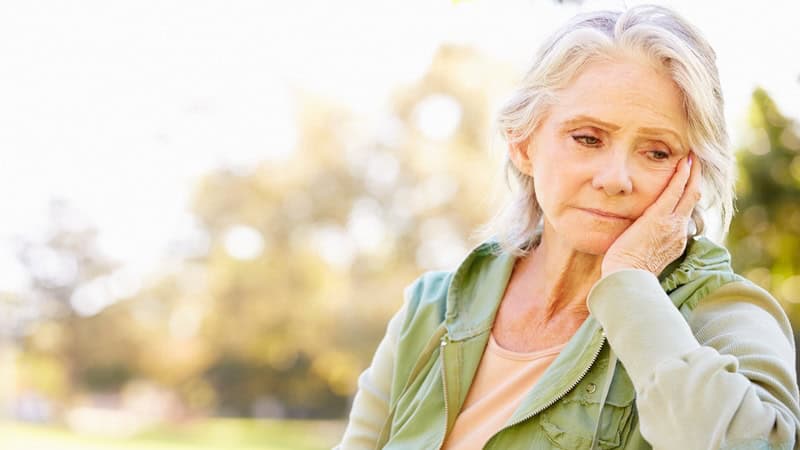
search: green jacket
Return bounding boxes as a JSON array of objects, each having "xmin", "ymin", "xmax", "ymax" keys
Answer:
[{"xmin": 337, "ymin": 236, "xmax": 800, "ymax": 449}]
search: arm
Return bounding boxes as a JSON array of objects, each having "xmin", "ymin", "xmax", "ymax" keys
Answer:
[
  {"xmin": 587, "ymin": 269, "xmax": 800, "ymax": 449},
  {"xmin": 334, "ymin": 301, "xmax": 407, "ymax": 450}
]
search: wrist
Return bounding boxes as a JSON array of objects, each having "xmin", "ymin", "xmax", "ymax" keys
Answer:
[{"xmin": 601, "ymin": 260, "xmax": 643, "ymax": 278}]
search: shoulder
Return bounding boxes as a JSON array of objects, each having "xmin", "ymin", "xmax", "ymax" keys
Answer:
[
  {"xmin": 671, "ymin": 236, "xmax": 793, "ymax": 339},
  {"xmin": 660, "ymin": 236, "xmax": 744, "ymax": 312},
  {"xmin": 399, "ymin": 240, "xmax": 507, "ymax": 330},
  {"xmin": 398, "ymin": 270, "xmax": 454, "ymax": 340},
  {"xmin": 674, "ymin": 236, "xmax": 792, "ymax": 336},
  {"xmin": 403, "ymin": 270, "xmax": 454, "ymax": 316}
]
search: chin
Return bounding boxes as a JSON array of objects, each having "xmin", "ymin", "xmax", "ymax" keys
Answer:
[
  {"xmin": 562, "ymin": 229, "xmax": 622, "ymax": 255},
  {"xmin": 543, "ymin": 216, "xmax": 629, "ymax": 255}
]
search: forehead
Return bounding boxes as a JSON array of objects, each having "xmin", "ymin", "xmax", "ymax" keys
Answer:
[{"xmin": 549, "ymin": 57, "xmax": 688, "ymax": 136}]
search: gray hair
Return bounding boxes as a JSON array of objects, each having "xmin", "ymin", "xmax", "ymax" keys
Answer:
[{"xmin": 480, "ymin": 4, "xmax": 734, "ymax": 256}]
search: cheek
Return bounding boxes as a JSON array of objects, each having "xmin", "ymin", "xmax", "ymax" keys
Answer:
[
  {"xmin": 635, "ymin": 169, "xmax": 674, "ymax": 210},
  {"xmin": 532, "ymin": 159, "xmax": 584, "ymax": 211},
  {"xmin": 532, "ymin": 167, "xmax": 559, "ymax": 214}
]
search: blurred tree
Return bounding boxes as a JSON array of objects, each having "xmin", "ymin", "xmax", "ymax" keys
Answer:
[
  {"xmin": 727, "ymin": 88, "xmax": 800, "ymax": 327},
  {"xmin": 13, "ymin": 199, "xmax": 128, "ymax": 403},
  {"xmin": 187, "ymin": 44, "xmax": 517, "ymax": 417},
  {"xmin": 4, "ymin": 43, "xmax": 517, "ymax": 421}
]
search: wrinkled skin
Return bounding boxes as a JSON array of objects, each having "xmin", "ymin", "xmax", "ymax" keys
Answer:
[
  {"xmin": 509, "ymin": 55, "xmax": 702, "ymax": 280},
  {"xmin": 601, "ymin": 153, "xmax": 701, "ymax": 277}
]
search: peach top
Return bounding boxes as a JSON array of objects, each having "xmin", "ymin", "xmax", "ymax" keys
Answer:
[{"xmin": 441, "ymin": 334, "xmax": 567, "ymax": 450}]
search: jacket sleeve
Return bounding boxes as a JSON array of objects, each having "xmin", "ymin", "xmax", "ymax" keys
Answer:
[
  {"xmin": 334, "ymin": 300, "xmax": 408, "ymax": 450},
  {"xmin": 587, "ymin": 269, "xmax": 800, "ymax": 450}
]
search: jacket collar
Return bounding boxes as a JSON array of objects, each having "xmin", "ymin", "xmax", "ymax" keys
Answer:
[
  {"xmin": 444, "ymin": 241, "xmax": 515, "ymax": 341},
  {"xmin": 444, "ymin": 234, "xmax": 736, "ymax": 340}
]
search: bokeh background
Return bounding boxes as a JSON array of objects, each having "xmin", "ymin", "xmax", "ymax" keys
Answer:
[{"xmin": 1, "ymin": 0, "xmax": 799, "ymax": 448}]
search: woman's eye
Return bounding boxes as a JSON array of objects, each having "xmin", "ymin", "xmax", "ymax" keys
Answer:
[
  {"xmin": 572, "ymin": 135, "xmax": 601, "ymax": 146},
  {"xmin": 648, "ymin": 150, "xmax": 671, "ymax": 161}
]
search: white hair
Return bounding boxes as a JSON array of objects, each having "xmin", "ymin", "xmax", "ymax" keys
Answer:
[{"xmin": 480, "ymin": 4, "xmax": 734, "ymax": 256}]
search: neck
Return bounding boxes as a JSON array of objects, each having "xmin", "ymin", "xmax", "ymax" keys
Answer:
[{"xmin": 512, "ymin": 225, "xmax": 603, "ymax": 322}]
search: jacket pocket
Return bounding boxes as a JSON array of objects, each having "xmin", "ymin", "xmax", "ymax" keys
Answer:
[{"xmin": 539, "ymin": 363, "xmax": 636, "ymax": 450}]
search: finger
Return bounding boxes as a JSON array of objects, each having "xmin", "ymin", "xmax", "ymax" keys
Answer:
[
  {"xmin": 674, "ymin": 152, "xmax": 702, "ymax": 217},
  {"xmin": 645, "ymin": 155, "xmax": 691, "ymax": 216}
]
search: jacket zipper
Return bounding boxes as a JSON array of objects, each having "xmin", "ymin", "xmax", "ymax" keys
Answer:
[
  {"xmin": 484, "ymin": 333, "xmax": 607, "ymax": 448},
  {"xmin": 437, "ymin": 336, "xmax": 450, "ymax": 449}
]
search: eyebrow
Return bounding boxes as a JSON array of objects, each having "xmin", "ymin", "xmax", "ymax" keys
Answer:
[{"xmin": 561, "ymin": 115, "xmax": 683, "ymax": 145}]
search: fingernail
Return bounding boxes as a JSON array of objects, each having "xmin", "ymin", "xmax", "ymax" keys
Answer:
[{"xmin": 688, "ymin": 154, "xmax": 693, "ymax": 167}]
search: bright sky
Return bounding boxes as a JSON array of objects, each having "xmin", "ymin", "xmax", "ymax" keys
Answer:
[{"xmin": 1, "ymin": 0, "xmax": 798, "ymax": 293}]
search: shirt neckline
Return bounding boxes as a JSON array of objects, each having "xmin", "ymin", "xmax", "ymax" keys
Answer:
[{"xmin": 488, "ymin": 333, "xmax": 568, "ymax": 361}]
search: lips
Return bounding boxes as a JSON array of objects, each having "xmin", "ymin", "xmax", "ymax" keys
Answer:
[{"xmin": 579, "ymin": 208, "xmax": 633, "ymax": 221}]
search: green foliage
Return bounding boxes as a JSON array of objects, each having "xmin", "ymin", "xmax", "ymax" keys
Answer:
[
  {"xmin": 81, "ymin": 363, "xmax": 132, "ymax": 392},
  {"xmin": 727, "ymin": 88, "xmax": 800, "ymax": 327}
]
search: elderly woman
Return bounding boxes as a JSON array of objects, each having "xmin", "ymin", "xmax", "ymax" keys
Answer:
[{"xmin": 336, "ymin": 5, "xmax": 800, "ymax": 450}]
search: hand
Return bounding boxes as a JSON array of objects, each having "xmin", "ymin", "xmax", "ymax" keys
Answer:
[{"xmin": 601, "ymin": 153, "xmax": 702, "ymax": 277}]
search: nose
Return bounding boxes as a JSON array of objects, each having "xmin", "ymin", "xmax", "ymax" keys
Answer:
[{"xmin": 591, "ymin": 153, "xmax": 633, "ymax": 196}]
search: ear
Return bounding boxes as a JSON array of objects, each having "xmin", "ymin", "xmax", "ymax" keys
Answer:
[{"xmin": 508, "ymin": 137, "xmax": 534, "ymax": 176}]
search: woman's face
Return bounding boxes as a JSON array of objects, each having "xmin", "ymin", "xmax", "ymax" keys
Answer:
[{"xmin": 513, "ymin": 56, "xmax": 691, "ymax": 255}]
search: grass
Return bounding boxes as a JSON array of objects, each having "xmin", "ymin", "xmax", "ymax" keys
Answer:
[{"xmin": 0, "ymin": 418, "xmax": 346, "ymax": 450}]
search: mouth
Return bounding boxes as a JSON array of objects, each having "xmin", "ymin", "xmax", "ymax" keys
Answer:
[{"xmin": 578, "ymin": 208, "xmax": 633, "ymax": 221}]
